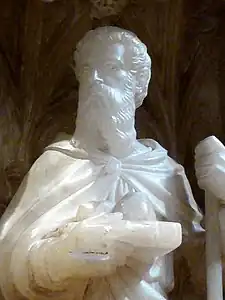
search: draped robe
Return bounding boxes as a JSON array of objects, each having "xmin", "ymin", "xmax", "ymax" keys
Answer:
[{"xmin": 0, "ymin": 137, "xmax": 202, "ymax": 300}]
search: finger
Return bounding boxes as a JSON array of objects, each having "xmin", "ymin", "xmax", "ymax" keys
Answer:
[{"xmin": 195, "ymin": 153, "xmax": 225, "ymax": 171}]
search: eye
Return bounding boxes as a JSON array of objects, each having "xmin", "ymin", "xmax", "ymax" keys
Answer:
[
  {"xmin": 111, "ymin": 65, "xmax": 119, "ymax": 71},
  {"xmin": 105, "ymin": 62, "xmax": 120, "ymax": 71}
]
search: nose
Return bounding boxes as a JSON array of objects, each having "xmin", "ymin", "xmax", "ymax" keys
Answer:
[{"xmin": 88, "ymin": 69, "xmax": 103, "ymax": 84}]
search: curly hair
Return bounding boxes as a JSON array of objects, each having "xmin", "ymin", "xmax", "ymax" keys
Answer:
[{"xmin": 74, "ymin": 26, "xmax": 152, "ymax": 108}]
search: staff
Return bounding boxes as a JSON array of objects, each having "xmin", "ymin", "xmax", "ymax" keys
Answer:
[
  {"xmin": 195, "ymin": 136, "xmax": 224, "ymax": 300},
  {"xmin": 205, "ymin": 191, "xmax": 223, "ymax": 300}
]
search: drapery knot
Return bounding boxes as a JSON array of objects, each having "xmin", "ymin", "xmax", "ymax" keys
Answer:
[
  {"xmin": 88, "ymin": 151, "xmax": 122, "ymax": 177},
  {"xmin": 103, "ymin": 156, "xmax": 122, "ymax": 175}
]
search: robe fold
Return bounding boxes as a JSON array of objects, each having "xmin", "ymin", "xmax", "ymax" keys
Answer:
[{"xmin": 0, "ymin": 137, "xmax": 202, "ymax": 300}]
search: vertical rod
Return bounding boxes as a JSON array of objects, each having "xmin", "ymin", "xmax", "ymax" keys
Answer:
[{"xmin": 205, "ymin": 191, "xmax": 223, "ymax": 300}]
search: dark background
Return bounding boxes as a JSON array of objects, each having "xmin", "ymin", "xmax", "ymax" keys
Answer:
[{"xmin": 0, "ymin": 1, "xmax": 224, "ymax": 298}]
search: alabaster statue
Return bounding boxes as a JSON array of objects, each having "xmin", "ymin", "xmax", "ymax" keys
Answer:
[
  {"xmin": 195, "ymin": 136, "xmax": 225, "ymax": 300},
  {"xmin": 0, "ymin": 27, "xmax": 202, "ymax": 300}
]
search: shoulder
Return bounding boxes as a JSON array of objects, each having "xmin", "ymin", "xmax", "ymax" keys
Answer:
[
  {"xmin": 29, "ymin": 148, "xmax": 76, "ymax": 182},
  {"xmin": 0, "ymin": 143, "xmax": 88, "ymax": 240},
  {"xmin": 138, "ymin": 138, "xmax": 167, "ymax": 152},
  {"xmin": 167, "ymin": 156, "xmax": 185, "ymax": 174},
  {"xmin": 44, "ymin": 133, "xmax": 89, "ymax": 160},
  {"xmin": 19, "ymin": 135, "xmax": 88, "ymax": 197},
  {"xmin": 138, "ymin": 138, "xmax": 183, "ymax": 170}
]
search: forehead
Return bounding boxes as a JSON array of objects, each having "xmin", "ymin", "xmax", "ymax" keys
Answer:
[{"xmin": 85, "ymin": 43, "xmax": 132, "ymax": 67}]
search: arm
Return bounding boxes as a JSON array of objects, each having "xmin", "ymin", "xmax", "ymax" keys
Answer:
[
  {"xmin": 5, "ymin": 193, "xmax": 182, "ymax": 300},
  {"xmin": 12, "ymin": 215, "xmax": 181, "ymax": 298}
]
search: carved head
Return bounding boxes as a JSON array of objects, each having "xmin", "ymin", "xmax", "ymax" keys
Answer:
[
  {"xmin": 74, "ymin": 26, "xmax": 151, "ymax": 109},
  {"xmin": 73, "ymin": 27, "xmax": 151, "ymax": 156}
]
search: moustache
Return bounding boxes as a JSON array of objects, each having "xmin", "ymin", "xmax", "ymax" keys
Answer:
[
  {"xmin": 80, "ymin": 81, "xmax": 117, "ymax": 97},
  {"xmin": 78, "ymin": 80, "xmax": 135, "ymax": 121}
]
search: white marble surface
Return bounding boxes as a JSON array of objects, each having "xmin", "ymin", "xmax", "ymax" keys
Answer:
[
  {"xmin": 195, "ymin": 135, "xmax": 225, "ymax": 300},
  {"xmin": 0, "ymin": 27, "xmax": 202, "ymax": 300}
]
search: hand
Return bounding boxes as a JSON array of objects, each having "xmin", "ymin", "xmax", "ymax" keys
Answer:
[
  {"xmin": 113, "ymin": 191, "xmax": 157, "ymax": 221},
  {"xmin": 195, "ymin": 136, "xmax": 225, "ymax": 200}
]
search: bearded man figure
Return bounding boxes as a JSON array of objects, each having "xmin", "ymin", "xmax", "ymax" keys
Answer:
[{"xmin": 0, "ymin": 27, "xmax": 202, "ymax": 300}]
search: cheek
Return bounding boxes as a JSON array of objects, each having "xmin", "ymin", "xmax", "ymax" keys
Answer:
[
  {"xmin": 102, "ymin": 70, "xmax": 129, "ymax": 88},
  {"xmin": 117, "ymin": 70, "xmax": 130, "ymax": 84}
]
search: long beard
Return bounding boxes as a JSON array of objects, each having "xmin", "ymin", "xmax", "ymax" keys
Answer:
[{"xmin": 74, "ymin": 79, "xmax": 136, "ymax": 157}]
